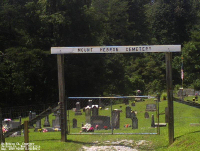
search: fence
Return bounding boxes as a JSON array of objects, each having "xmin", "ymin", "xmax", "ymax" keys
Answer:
[{"xmin": 67, "ymin": 96, "xmax": 160, "ymax": 135}]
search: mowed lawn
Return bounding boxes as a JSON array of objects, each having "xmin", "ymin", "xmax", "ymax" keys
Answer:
[{"xmin": 4, "ymin": 97, "xmax": 200, "ymax": 151}]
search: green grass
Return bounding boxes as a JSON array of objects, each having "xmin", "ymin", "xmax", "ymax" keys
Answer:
[{"xmin": 4, "ymin": 97, "xmax": 200, "ymax": 151}]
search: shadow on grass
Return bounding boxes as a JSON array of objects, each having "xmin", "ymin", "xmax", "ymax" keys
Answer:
[
  {"xmin": 175, "ymin": 130, "xmax": 200, "ymax": 140},
  {"xmin": 66, "ymin": 140, "xmax": 95, "ymax": 145},
  {"xmin": 30, "ymin": 138, "xmax": 60, "ymax": 142},
  {"xmin": 31, "ymin": 139, "xmax": 94, "ymax": 145}
]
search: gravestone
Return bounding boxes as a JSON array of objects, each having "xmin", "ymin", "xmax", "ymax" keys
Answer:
[
  {"xmin": 29, "ymin": 111, "xmax": 33, "ymax": 128},
  {"xmin": 144, "ymin": 112, "xmax": 149, "ymax": 118},
  {"xmin": 34, "ymin": 120, "xmax": 41, "ymax": 132},
  {"xmin": 151, "ymin": 114, "xmax": 155, "ymax": 127},
  {"xmin": 75, "ymin": 102, "xmax": 82, "ymax": 115},
  {"xmin": 73, "ymin": 118, "xmax": 77, "ymax": 128},
  {"xmin": 52, "ymin": 120, "xmax": 55, "ymax": 128},
  {"xmin": 91, "ymin": 116, "xmax": 110, "ymax": 129},
  {"xmin": 92, "ymin": 105, "xmax": 99, "ymax": 116},
  {"xmin": 130, "ymin": 111, "xmax": 138, "ymax": 129},
  {"xmin": 29, "ymin": 111, "xmax": 36, "ymax": 128},
  {"xmin": 29, "ymin": 111, "xmax": 32, "ymax": 121},
  {"xmin": 44, "ymin": 115, "xmax": 50, "ymax": 127},
  {"xmin": 88, "ymin": 100, "xmax": 92, "ymax": 107},
  {"xmin": 54, "ymin": 111, "xmax": 60, "ymax": 128},
  {"xmin": 112, "ymin": 109, "xmax": 120, "ymax": 129},
  {"xmin": 9, "ymin": 121, "xmax": 21, "ymax": 135},
  {"xmin": 126, "ymin": 106, "xmax": 131, "ymax": 118},
  {"xmin": 130, "ymin": 111, "xmax": 136, "ymax": 119},
  {"xmin": 135, "ymin": 97, "xmax": 143, "ymax": 102},
  {"xmin": 165, "ymin": 107, "xmax": 169, "ymax": 123},
  {"xmin": 131, "ymin": 102, "xmax": 135, "ymax": 106},
  {"xmin": 178, "ymin": 88, "xmax": 195, "ymax": 96},
  {"xmin": 146, "ymin": 104, "xmax": 157, "ymax": 111},
  {"xmin": 85, "ymin": 106, "xmax": 91, "ymax": 123},
  {"xmin": 123, "ymin": 99, "xmax": 129, "ymax": 105},
  {"xmin": 132, "ymin": 117, "xmax": 138, "ymax": 129}
]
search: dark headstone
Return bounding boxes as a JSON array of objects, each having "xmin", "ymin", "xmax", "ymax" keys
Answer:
[
  {"xmin": 73, "ymin": 118, "xmax": 77, "ymax": 128},
  {"xmin": 44, "ymin": 115, "xmax": 50, "ymax": 127},
  {"xmin": 130, "ymin": 111, "xmax": 136, "ymax": 119},
  {"xmin": 35, "ymin": 120, "xmax": 41, "ymax": 132},
  {"xmin": 92, "ymin": 105, "xmax": 99, "ymax": 116},
  {"xmin": 151, "ymin": 114, "xmax": 155, "ymax": 127},
  {"xmin": 123, "ymin": 99, "xmax": 129, "ymax": 105},
  {"xmin": 9, "ymin": 121, "xmax": 21, "ymax": 135},
  {"xmin": 91, "ymin": 116, "xmax": 110, "ymax": 129},
  {"xmin": 112, "ymin": 110, "xmax": 120, "ymax": 129},
  {"xmin": 132, "ymin": 117, "xmax": 138, "ymax": 129},
  {"xmin": 131, "ymin": 102, "xmax": 135, "ymax": 106},
  {"xmin": 126, "ymin": 106, "xmax": 131, "ymax": 118},
  {"xmin": 144, "ymin": 112, "xmax": 149, "ymax": 118}
]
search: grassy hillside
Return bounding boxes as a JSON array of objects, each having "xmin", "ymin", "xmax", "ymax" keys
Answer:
[{"xmin": 4, "ymin": 97, "xmax": 200, "ymax": 150}]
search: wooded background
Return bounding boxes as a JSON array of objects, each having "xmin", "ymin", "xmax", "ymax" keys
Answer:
[{"xmin": 1, "ymin": 0, "xmax": 200, "ymax": 108}]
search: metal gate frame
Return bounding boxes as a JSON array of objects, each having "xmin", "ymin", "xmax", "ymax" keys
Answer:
[{"xmin": 66, "ymin": 96, "xmax": 160, "ymax": 135}]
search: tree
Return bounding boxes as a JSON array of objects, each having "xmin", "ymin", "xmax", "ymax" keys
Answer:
[{"xmin": 146, "ymin": 0, "xmax": 199, "ymax": 45}]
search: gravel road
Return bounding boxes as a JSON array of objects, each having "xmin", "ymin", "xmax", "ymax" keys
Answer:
[{"xmin": 80, "ymin": 139, "xmax": 153, "ymax": 151}]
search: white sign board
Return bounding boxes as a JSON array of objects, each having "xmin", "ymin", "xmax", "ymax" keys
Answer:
[{"xmin": 51, "ymin": 45, "xmax": 181, "ymax": 54}]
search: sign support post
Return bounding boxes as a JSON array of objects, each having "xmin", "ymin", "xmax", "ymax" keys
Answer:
[
  {"xmin": 57, "ymin": 54, "xmax": 67, "ymax": 142},
  {"xmin": 165, "ymin": 52, "xmax": 174, "ymax": 145}
]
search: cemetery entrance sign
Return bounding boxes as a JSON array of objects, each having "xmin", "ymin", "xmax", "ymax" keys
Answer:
[
  {"xmin": 51, "ymin": 45, "xmax": 181, "ymax": 54},
  {"xmin": 51, "ymin": 45, "xmax": 181, "ymax": 145}
]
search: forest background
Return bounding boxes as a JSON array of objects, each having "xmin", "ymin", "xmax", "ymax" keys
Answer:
[{"xmin": 1, "ymin": 0, "xmax": 200, "ymax": 108}]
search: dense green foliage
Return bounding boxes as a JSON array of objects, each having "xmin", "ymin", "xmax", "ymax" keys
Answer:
[{"xmin": 1, "ymin": 0, "xmax": 200, "ymax": 107}]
